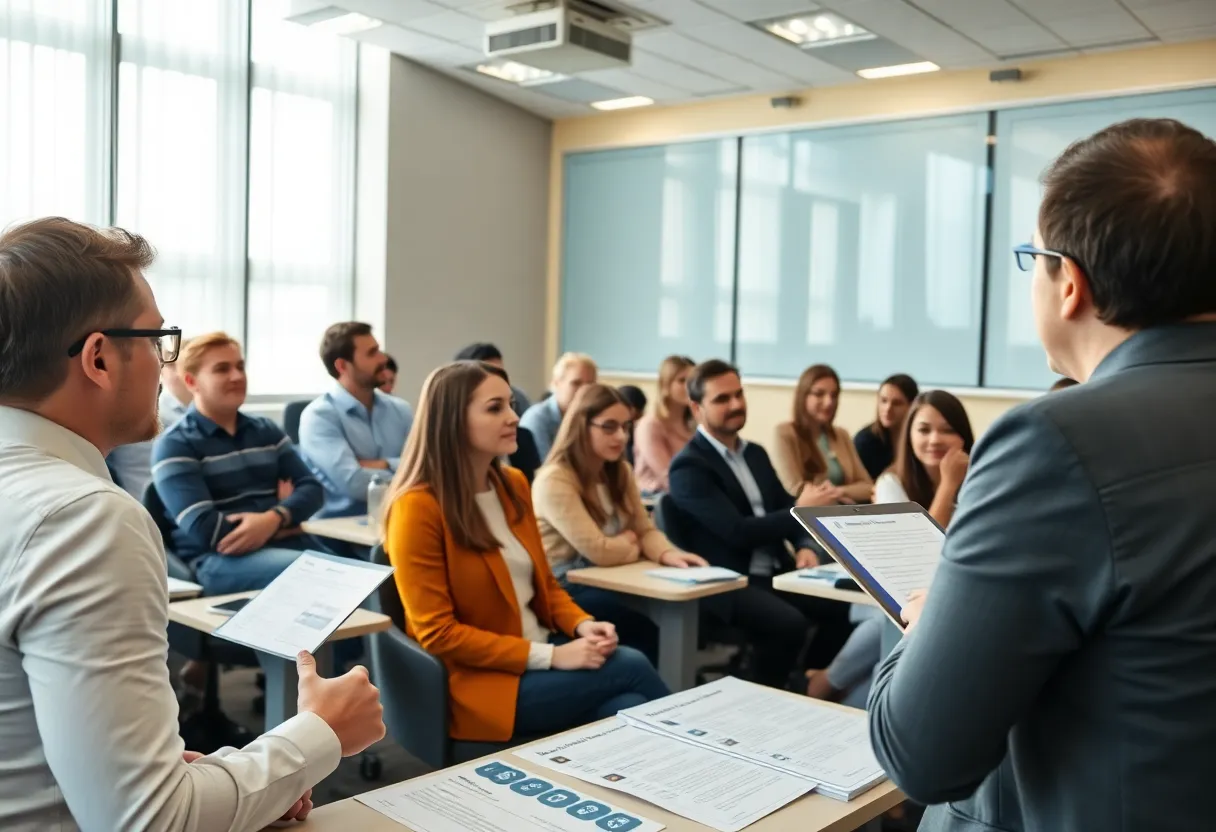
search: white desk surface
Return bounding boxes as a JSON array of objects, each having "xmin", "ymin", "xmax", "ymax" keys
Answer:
[
  {"xmin": 771, "ymin": 571, "xmax": 879, "ymax": 607},
  {"xmin": 301, "ymin": 515, "xmax": 380, "ymax": 548},
  {"xmin": 300, "ymin": 705, "xmax": 902, "ymax": 832},
  {"xmin": 167, "ymin": 592, "xmax": 391, "ymax": 641}
]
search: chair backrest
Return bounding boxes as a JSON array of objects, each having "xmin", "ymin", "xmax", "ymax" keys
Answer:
[
  {"xmin": 367, "ymin": 542, "xmax": 453, "ymax": 769},
  {"xmin": 282, "ymin": 400, "xmax": 309, "ymax": 445}
]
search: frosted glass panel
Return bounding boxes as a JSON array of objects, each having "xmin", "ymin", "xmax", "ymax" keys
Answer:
[
  {"xmin": 986, "ymin": 86, "xmax": 1216, "ymax": 390},
  {"xmin": 561, "ymin": 140, "xmax": 737, "ymax": 371},
  {"xmin": 735, "ymin": 113, "xmax": 989, "ymax": 385}
]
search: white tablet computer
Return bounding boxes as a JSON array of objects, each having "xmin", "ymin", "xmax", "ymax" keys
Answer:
[{"xmin": 790, "ymin": 503, "xmax": 945, "ymax": 627}]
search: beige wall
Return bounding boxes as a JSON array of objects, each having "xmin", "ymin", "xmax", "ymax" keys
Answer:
[
  {"xmin": 551, "ymin": 39, "xmax": 1216, "ymax": 437},
  {"xmin": 377, "ymin": 56, "xmax": 551, "ymax": 407}
]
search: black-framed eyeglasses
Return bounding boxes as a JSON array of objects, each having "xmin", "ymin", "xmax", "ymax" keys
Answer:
[
  {"xmin": 67, "ymin": 327, "xmax": 182, "ymax": 365},
  {"xmin": 590, "ymin": 419, "xmax": 634, "ymax": 436},
  {"xmin": 1013, "ymin": 242, "xmax": 1070, "ymax": 272}
]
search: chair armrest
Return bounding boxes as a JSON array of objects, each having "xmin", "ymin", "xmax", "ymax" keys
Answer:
[{"xmin": 370, "ymin": 626, "xmax": 450, "ymax": 770}]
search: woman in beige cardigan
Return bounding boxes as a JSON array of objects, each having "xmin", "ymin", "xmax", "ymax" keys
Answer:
[
  {"xmin": 533, "ymin": 383, "xmax": 705, "ymax": 667},
  {"xmin": 773, "ymin": 364, "xmax": 873, "ymax": 504}
]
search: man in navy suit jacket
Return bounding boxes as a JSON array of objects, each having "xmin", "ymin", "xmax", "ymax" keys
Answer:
[{"xmin": 667, "ymin": 360, "xmax": 850, "ymax": 689}]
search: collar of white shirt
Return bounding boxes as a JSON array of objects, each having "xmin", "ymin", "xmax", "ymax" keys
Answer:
[
  {"xmin": 0, "ymin": 405, "xmax": 110, "ymax": 479},
  {"xmin": 697, "ymin": 424, "xmax": 748, "ymax": 460}
]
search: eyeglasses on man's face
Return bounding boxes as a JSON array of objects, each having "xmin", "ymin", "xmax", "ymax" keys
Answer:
[{"xmin": 67, "ymin": 327, "xmax": 182, "ymax": 365}]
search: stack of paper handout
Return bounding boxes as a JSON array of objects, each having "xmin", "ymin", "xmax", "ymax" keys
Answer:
[
  {"xmin": 514, "ymin": 677, "xmax": 888, "ymax": 832},
  {"xmin": 645, "ymin": 566, "xmax": 742, "ymax": 584}
]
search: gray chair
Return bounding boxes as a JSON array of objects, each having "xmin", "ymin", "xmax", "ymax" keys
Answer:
[
  {"xmin": 282, "ymin": 400, "xmax": 309, "ymax": 445},
  {"xmin": 368, "ymin": 545, "xmax": 539, "ymax": 769}
]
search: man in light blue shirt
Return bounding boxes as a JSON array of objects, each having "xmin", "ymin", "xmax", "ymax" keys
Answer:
[
  {"xmin": 299, "ymin": 322, "xmax": 413, "ymax": 518},
  {"xmin": 519, "ymin": 351, "xmax": 597, "ymax": 461}
]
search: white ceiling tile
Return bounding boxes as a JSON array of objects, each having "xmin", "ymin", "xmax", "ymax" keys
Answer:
[
  {"xmin": 345, "ymin": 0, "xmax": 452, "ymax": 26},
  {"xmin": 1156, "ymin": 22, "xmax": 1216, "ymax": 40},
  {"xmin": 637, "ymin": 31, "xmax": 799, "ymax": 88},
  {"xmin": 1042, "ymin": 9, "xmax": 1152, "ymax": 45},
  {"xmin": 406, "ymin": 10, "xmax": 486, "ymax": 43},
  {"xmin": 697, "ymin": 0, "xmax": 822, "ymax": 21},
  {"xmin": 1134, "ymin": 1, "xmax": 1216, "ymax": 32},
  {"xmin": 911, "ymin": 0, "xmax": 1037, "ymax": 28},
  {"xmin": 356, "ymin": 24, "xmax": 462, "ymax": 56},
  {"xmin": 624, "ymin": 0, "xmax": 736, "ymax": 27},
  {"xmin": 630, "ymin": 48, "xmax": 743, "ymax": 93},
  {"xmin": 830, "ymin": 0, "xmax": 996, "ymax": 63},
  {"xmin": 416, "ymin": 43, "xmax": 485, "ymax": 66},
  {"xmin": 1008, "ymin": 0, "xmax": 1122, "ymax": 15},
  {"xmin": 684, "ymin": 21, "xmax": 857, "ymax": 84},
  {"xmin": 964, "ymin": 23, "xmax": 1069, "ymax": 54},
  {"xmin": 579, "ymin": 67, "xmax": 696, "ymax": 101}
]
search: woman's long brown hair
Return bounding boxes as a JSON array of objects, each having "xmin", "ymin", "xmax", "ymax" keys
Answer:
[
  {"xmin": 790, "ymin": 364, "xmax": 840, "ymax": 481},
  {"xmin": 544, "ymin": 383, "xmax": 635, "ymax": 528},
  {"xmin": 654, "ymin": 354, "xmax": 695, "ymax": 425},
  {"xmin": 889, "ymin": 390, "xmax": 975, "ymax": 509},
  {"xmin": 868, "ymin": 373, "xmax": 920, "ymax": 443},
  {"xmin": 381, "ymin": 360, "xmax": 525, "ymax": 551}
]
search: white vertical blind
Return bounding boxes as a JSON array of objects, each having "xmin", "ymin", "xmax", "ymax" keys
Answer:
[{"xmin": 245, "ymin": 0, "xmax": 356, "ymax": 396}]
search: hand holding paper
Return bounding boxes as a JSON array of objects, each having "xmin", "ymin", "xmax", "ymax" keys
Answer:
[{"xmin": 296, "ymin": 651, "xmax": 386, "ymax": 756}]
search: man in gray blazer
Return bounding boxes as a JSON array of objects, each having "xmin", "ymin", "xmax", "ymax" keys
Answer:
[{"xmin": 869, "ymin": 117, "xmax": 1216, "ymax": 831}]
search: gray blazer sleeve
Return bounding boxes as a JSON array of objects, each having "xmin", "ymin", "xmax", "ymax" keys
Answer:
[{"xmin": 867, "ymin": 405, "xmax": 1115, "ymax": 805}]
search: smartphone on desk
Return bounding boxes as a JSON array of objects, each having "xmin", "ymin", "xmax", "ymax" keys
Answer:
[{"xmin": 208, "ymin": 598, "xmax": 252, "ymax": 617}]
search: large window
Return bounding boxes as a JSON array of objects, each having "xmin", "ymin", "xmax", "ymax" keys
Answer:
[
  {"xmin": 560, "ymin": 87, "xmax": 1216, "ymax": 390},
  {"xmin": 0, "ymin": 0, "xmax": 357, "ymax": 395}
]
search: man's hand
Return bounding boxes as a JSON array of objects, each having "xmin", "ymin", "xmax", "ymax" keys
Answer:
[
  {"xmin": 277, "ymin": 479, "xmax": 294, "ymax": 500},
  {"xmin": 576, "ymin": 620, "xmax": 619, "ymax": 655},
  {"xmin": 795, "ymin": 548, "xmax": 820, "ymax": 569},
  {"xmin": 658, "ymin": 549, "xmax": 708, "ymax": 568},
  {"xmin": 358, "ymin": 459, "xmax": 390, "ymax": 470},
  {"xmin": 296, "ymin": 651, "xmax": 385, "ymax": 757},
  {"xmin": 217, "ymin": 511, "xmax": 281, "ymax": 555},
  {"xmin": 901, "ymin": 589, "xmax": 928, "ymax": 632},
  {"xmin": 796, "ymin": 481, "xmax": 839, "ymax": 507},
  {"xmin": 182, "ymin": 750, "xmax": 205, "ymax": 763}
]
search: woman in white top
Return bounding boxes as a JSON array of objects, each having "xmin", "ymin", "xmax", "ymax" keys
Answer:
[{"xmin": 807, "ymin": 390, "xmax": 974, "ymax": 706}]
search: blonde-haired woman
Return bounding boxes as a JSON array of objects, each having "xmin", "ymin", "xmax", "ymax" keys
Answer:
[
  {"xmin": 773, "ymin": 364, "xmax": 873, "ymax": 504},
  {"xmin": 533, "ymin": 384, "xmax": 706, "ymax": 665},
  {"xmin": 384, "ymin": 361, "xmax": 668, "ymax": 742},
  {"xmin": 632, "ymin": 355, "xmax": 696, "ymax": 494}
]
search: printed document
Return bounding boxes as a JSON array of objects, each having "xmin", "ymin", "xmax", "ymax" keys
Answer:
[
  {"xmin": 646, "ymin": 566, "xmax": 742, "ymax": 584},
  {"xmin": 619, "ymin": 677, "xmax": 886, "ymax": 800},
  {"xmin": 213, "ymin": 550, "xmax": 392, "ymax": 660},
  {"xmin": 814, "ymin": 511, "xmax": 943, "ymax": 608},
  {"xmin": 517, "ymin": 721, "xmax": 814, "ymax": 832},
  {"xmin": 357, "ymin": 758, "xmax": 665, "ymax": 832}
]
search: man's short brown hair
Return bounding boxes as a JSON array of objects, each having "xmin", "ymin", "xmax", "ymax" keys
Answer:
[
  {"xmin": 686, "ymin": 359, "xmax": 740, "ymax": 405},
  {"xmin": 1039, "ymin": 118, "xmax": 1216, "ymax": 329},
  {"xmin": 0, "ymin": 217, "xmax": 153, "ymax": 402},
  {"xmin": 320, "ymin": 322, "xmax": 374, "ymax": 379},
  {"xmin": 178, "ymin": 332, "xmax": 240, "ymax": 377}
]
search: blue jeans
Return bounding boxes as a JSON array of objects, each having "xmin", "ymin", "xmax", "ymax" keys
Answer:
[
  {"xmin": 192, "ymin": 534, "xmax": 329, "ymax": 596},
  {"xmin": 563, "ymin": 582, "xmax": 660, "ymax": 668},
  {"xmin": 514, "ymin": 637, "xmax": 671, "ymax": 737}
]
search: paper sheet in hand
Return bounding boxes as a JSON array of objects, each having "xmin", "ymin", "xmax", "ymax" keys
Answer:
[
  {"xmin": 517, "ymin": 721, "xmax": 814, "ymax": 832},
  {"xmin": 357, "ymin": 759, "xmax": 665, "ymax": 832},
  {"xmin": 212, "ymin": 550, "xmax": 392, "ymax": 660},
  {"xmin": 645, "ymin": 566, "xmax": 742, "ymax": 584},
  {"xmin": 619, "ymin": 677, "xmax": 886, "ymax": 801},
  {"xmin": 791, "ymin": 503, "xmax": 943, "ymax": 624}
]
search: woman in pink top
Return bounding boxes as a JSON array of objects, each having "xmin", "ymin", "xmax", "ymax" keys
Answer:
[{"xmin": 632, "ymin": 355, "xmax": 696, "ymax": 494}]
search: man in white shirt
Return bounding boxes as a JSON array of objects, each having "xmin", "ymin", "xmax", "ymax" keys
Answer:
[{"xmin": 0, "ymin": 217, "xmax": 385, "ymax": 831}]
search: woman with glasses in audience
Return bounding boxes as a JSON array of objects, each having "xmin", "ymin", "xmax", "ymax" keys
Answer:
[
  {"xmin": 807, "ymin": 390, "xmax": 974, "ymax": 705},
  {"xmin": 633, "ymin": 355, "xmax": 696, "ymax": 495},
  {"xmin": 853, "ymin": 374, "xmax": 919, "ymax": 481},
  {"xmin": 533, "ymin": 384, "xmax": 707, "ymax": 667},
  {"xmin": 383, "ymin": 362, "xmax": 669, "ymax": 743},
  {"xmin": 774, "ymin": 364, "xmax": 873, "ymax": 504}
]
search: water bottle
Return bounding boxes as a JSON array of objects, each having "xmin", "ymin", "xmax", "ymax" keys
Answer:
[{"xmin": 367, "ymin": 473, "xmax": 390, "ymax": 533}]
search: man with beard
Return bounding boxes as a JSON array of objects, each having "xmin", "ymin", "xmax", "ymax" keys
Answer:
[
  {"xmin": 151, "ymin": 332, "xmax": 327, "ymax": 595},
  {"xmin": 667, "ymin": 359, "xmax": 852, "ymax": 690},
  {"xmin": 299, "ymin": 322, "xmax": 414, "ymax": 518}
]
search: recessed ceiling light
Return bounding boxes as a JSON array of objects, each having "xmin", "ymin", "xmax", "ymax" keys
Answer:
[
  {"xmin": 475, "ymin": 59, "xmax": 563, "ymax": 87},
  {"xmin": 590, "ymin": 95, "xmax": 654, "ymax": 111},
  {"xmin": 856, "ymin": 61, "xmax": 940, "ymax": 79},
  {"xmin": 756, "ymin": 11, "xmax": 875, "ymax": 49},
  {"xmin": 308, "ymin": 12, "xmax": 382, "ymax": 36}
]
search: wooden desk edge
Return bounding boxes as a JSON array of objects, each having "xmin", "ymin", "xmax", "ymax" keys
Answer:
[
  {"xmin": 566, "ymin": 571, "xmax": 748, "ymax": 601},
  {"xmin": 771, "ymin": 574, "xmax": 879, "ymax": 607},
  {"xmin": 168, "ymin": 592, "xmax": 392, "ymax": 640}
]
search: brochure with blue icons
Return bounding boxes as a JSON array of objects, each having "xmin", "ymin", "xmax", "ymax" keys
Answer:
[{"xmin": 355, "ymin": 758, "xmax": 665, "ymax": 832}]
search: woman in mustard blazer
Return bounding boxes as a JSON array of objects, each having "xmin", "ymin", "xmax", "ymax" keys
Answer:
[{"xmin": 383, "ymin": 360, "xmax": 669, "ymax": 742}]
